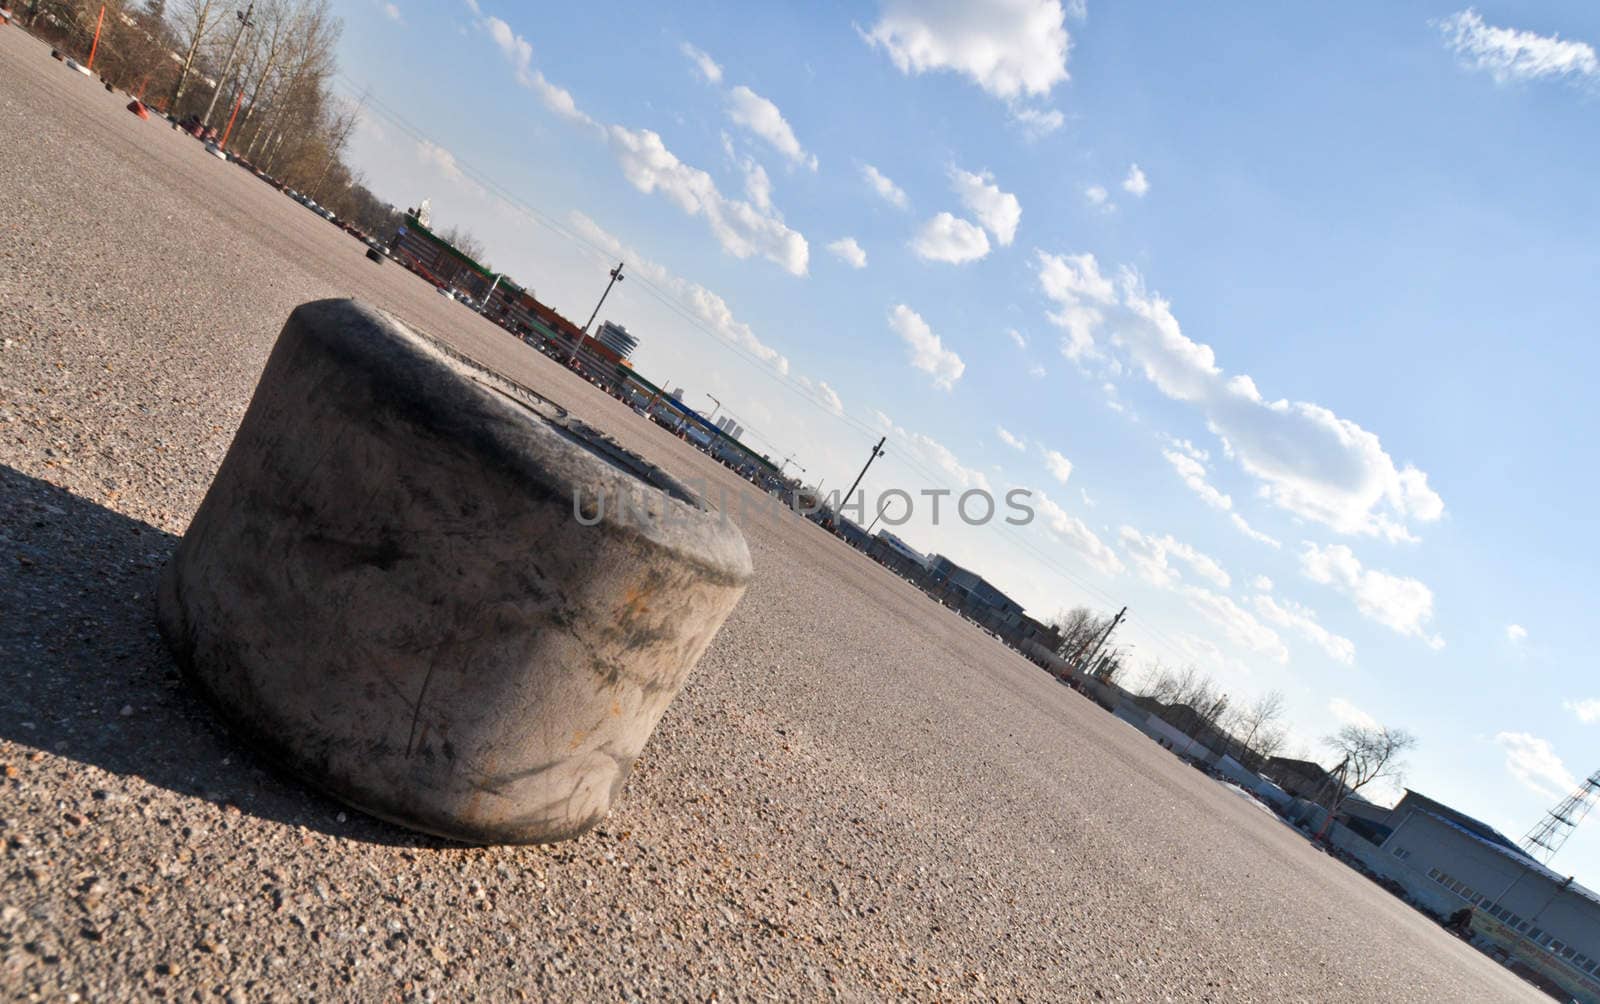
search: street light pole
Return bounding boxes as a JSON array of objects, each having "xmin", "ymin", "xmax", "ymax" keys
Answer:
[
  {"xmin": 843, "ymin": 436, "xmax": 887, "ymax": 510},
  {"xmin": 705, "ymin": 394, "xmax": 723, "ymax": 424},
  {"xmin": 201, "ymin": 2, "xmax": 254, "ymax": 129},
  {"xmin": 570, "ymin": 262, "xmax": 625, "ymax": 364}
]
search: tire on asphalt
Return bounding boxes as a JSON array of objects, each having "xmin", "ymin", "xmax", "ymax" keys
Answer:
[
  {"xmin": 365, "ymin": 246, "xmax": 383, "ymax": 264},
  {"xmin": 158, "ymin": 299, "xmax": 752, "ymax": 844}
]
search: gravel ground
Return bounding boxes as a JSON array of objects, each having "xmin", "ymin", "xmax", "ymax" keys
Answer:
[{"xmin": 0, "ymin": 27, "xmax": 1538, "ymax": 1003}]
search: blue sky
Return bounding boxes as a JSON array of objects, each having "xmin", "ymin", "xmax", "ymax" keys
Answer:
[{"xmin": 333, "ymin": 1, "xmax": 1600, "ymax": 881}]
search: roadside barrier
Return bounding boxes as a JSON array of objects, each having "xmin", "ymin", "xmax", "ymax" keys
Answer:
[{"xmin": 159, "ymin": 300, "xmax": 751, "ymax": 843}]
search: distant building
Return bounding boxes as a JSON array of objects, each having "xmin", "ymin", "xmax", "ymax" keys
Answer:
[
  {"xmin": 926, "ymin": 554, "xmax": 1024, "ymax": 621},
  {"xmin": 1354, "ymin": 791, "xmax": 1600, "ymax": 1000},
  {"xmin": 867, "ymin": 530, "xmax": 929, "ymax": 579},
  {"xmin": 594, "ymin": 320, "xmax": 638, "ymax": 360}
]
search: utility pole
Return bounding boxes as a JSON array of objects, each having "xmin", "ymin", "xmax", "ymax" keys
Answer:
[
  {"xmin": 705, "ymin": 394, "xmax": 723, "ymax": 424},
  {"xmin": 1074, "ymin": 606, "xmax": 1126, "ymax": 677},
  {"xmin": 202, "ymin": 2, "xmax": 255, "ymax": 129},
  {"xmin": 570, "ymin": 262, "xmax": 624, "ymax": 364},
  {"xmin": 842, "ymin": 436, "xmax": 886, "ymax": 510}
]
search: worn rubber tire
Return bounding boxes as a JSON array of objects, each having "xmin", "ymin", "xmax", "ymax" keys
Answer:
[
  {"xmin": 365, "ymin": 246, "xmax": 383, "ymax": 264},
  {"xmin": 158, "ymin": 299, "xmax": 751, "ymax": 844}
]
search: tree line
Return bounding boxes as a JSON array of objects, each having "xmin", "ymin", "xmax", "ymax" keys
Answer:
[
  {"xmin": 1048, "ymin": 605, "xmax": 1416, "ymax": 798},
  {"xmin": 20, "ymin": 0, "xmax": 400, "ymax": 237}
]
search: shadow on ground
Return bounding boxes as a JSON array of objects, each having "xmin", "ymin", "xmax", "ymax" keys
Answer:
[{"xmin": 0, "ymin": 464, "xmax": 456, "ymax": 848}]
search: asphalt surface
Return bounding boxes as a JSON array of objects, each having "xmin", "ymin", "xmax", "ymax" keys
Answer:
[{"xmin": 0, "ymin": 27, "xmax": 1539, "ymax": 1003}]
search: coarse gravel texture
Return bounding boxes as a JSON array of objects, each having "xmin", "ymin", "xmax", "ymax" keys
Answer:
[{"xmin": 0, "ymin": 27, "xmax": 1536, "ymax": 1003}]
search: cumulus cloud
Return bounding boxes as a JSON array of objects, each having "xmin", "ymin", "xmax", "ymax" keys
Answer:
[
  {"xmin": 681, "ymin": 41, "xmax": 723, "ymax": 83},
  {"xmin": 1438, "ymin": 9, "xmax": 1598, "ymax": 85},
  {"xmin": 1565, "ymin": 698, "xmax": 1600, "ymax": 725},
  {"xmin": 1060, "ymin": 264, "xmax": 1448, "ymax": 542},
  {"xmin": 1035, "ymin": 492, "xmax": 1123, "ymax": 575},
  {"xmin": 1253, "ymin": 575, "xmax": 1274, "ymax": 592},
  {"xmin": 1183, "ymin": 586, "xmax": 1288, "ymax": 663},
  {"xmin": 608, "ymin": 125, "xmax": 810, "ymax": 275},
  {"xmin": 827, "ymin": 237, "xmax": 868, "ymax": 268},
  {"xmin": 1042, "ymin": 448, "xmax": 1073, "ymax": 484},
  {"xmin": 1162, "ymin": 447, "xmax": 1232, "ymax": 511},
  {"xmin": 727, "ymin": 85, "xmax": 817, "ymax": 170},
  {"xmin": 1036, "ymin": 251, "xmax": 1115, "ymax": 359},
  {"xmin": 479, "ymin": 16, "xmax": 809, "ymax": 277},
  {"xmin": 1120, "ymin": 527, "xmax": 1231, "ymax": 590},
  {"xmin": 484, "ymin": 16, "xmax": 598, "ymax": 130},
  {"xmin": 1301, "ymin": 542, "xmax": 1443, "ymax": 648},
  {"xmin": 416, "ymin": 139, "xmax": 471, "ymax": 187},
  {"xmin": 1494, "ymin": 732, "xmax": 1579, "ymax": 800},
  {"xmin": 1255, "ymin": 595, "xmax": 1355, "ymax": 664},
  {"xmin": 1007, "ymin": 329, "xmax": 1027, "ymax": 349},
  {"xmin": 997, "ymin": 426, "xmax": 1026, "ymax": 451},
  {"xmin": 1084, "ymin": 184, "xmax": 1110, "ymax": 208},
  {"xmin": 383, "ymin": 3, "xmax": 402, "ymax": 22},
  {"xmin": 904, "ymin": 431, "xmax": 991, "ymax": 494},
  {"xmin": 570, "ymin": 212, "xmax": 791, "ymax": 375},
  {"xmin": 911, "ymin": 212, "xmax": 992, "ymax": 264},
  {"xmin": 863, "ymin": 0, "xmax": 1072, "ymax": 101},
  {"xmin": 862, "ymin": 163, "xmax": 910, "ymax": 209},
  {"xmin": 887, "ymin": 304, "xmax": 965, "ymax": 389},
  {"xmin": 1122, "ymin": 163, "xmax": 1149, "ymax": 197},
  {"xmin": 950, "ymin": 168, "xmax": 1021, "ymax": 245},
  {"xmin": 1506, "ymin": 623, "xmax": 1528, "ymax": 643}
]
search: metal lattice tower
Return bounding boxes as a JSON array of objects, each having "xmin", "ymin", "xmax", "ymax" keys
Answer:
[{"xmin": 1522, "ymin": 769, "xmax": 1600, "ymax": 863}]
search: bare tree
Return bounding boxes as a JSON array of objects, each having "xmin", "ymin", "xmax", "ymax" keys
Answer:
[
  {"xmin": 166, "ymin": 0, "xmax": 233, "ymax": 111},
  {"xmin": 1226, "ymin": 690, "xmax": 1288, "ymax": 762},
  {"xmin": 1050, "ymin": 606, "xmax": 1110, "ymax": 665},
  {"xmin": 440, "ymin": 224, "xmax": 488, "ymax": 264},
  {"xmin": 1324, "ymin": 724, "xmax": 1417, "ymax": 795}
]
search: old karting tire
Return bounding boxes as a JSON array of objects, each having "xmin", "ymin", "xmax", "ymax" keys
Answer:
[
  {"xmin": 365, "ymin": 246, "xmax": 383, "ymax": 264},
  {"xmin": 158, "ymin": 299, "xmax": 751, "ymax": 844}
]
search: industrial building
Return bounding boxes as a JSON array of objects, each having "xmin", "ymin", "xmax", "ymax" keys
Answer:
[{"xmin": 594, "ymin": 320, "xmax": 638, "ymax": 360}]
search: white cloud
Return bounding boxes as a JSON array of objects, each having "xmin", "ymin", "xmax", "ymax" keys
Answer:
[
  {"xmin": 1300, "ymin": 542, "xmax": 1443, "ymax": 648},
  {"xmin": 1183, "ymin": 586, "xmax": 1288, "ymax": 663},
  {"xmin": 681, "ymin": 41, "xmax": 723, "ymax": 83},
  {"xmin": 1121, "ymin": 527, "xmax": 1231, "ymax": 590},
  {"xmin": 863, "ymin": 0, "xmax": 1072, "ymax": 101},
  {"xmin": 416, "ymin": 139, "xmax": 469, "ymax": 186},
  {"xmin": 1253, "ymin": 575, "xmax": 1274, "ymax": 592},
  {"xmin": 1565, "ymin": 698, "xmax": 1600, "ymax": 725},
  {"xmin": 1230, "ymin": 512, "xmax": 1282, "ymax": 549},
  {"xmin": 479, "ymin": 16, "xmax": 808, "ymax": 277},
  {"xmin": 997, "ymin": 426, "xmax": 1026, "ymax": 451},
  {"xmin": 905, "ymin": 432, "xmax": 991, "ymax": 493},
  {"xmin": 1506, "ymin": 623, "xmax": 1528, "ymax": 643},
  {"xmin": 1028, "ymin": 363, "xmax": 1047, "ymax": 379},
  {"xmin": 1255, "ymin": 595, "xmax": 1355, "ymax": 664},
  {"xmin": 727, "ymin": 85, "xmax": 817, "ymax": 171},
  {"xmin": 1036, "ymin": 251, "xmax": 1115, "ymax": 359},
  {"xmin": 1084, "ymin": 184, "xmax": 1110, "ymax": 207},
  {"xmin": 1035, "ymin": 492, "xmax": 1123, "ymax": 575},
  {"xmin": 1007, "ymin": 329, "xmax": 1027, "ymax": 349},
  {"xmin": 887, "ymin": 304, "xmax": 966, "ymax": 390},
  {"xmin": 1079, "ymin": 487, "xmax": 1094, "ymax": 507},
  {"xmin": 608, "ymin": 125, "xmax": 810, "ymax": 276},
  {"xmin": 826, "ymin": 237, "xmax": 868, "ymax": 268},
  {"xmin": 1042, "ymin": 448, "xmax": 1073, "ymax": 484},
  {"xmin": 1122, "ymin": 163, "xmax": 1149, "ymax": 197},
  {"xmin": 1438, "ymin": 9, "xmax": 1598, "ymax": 85},
  {"xmin": 1329, "ymin": 697, "xmax": 1381, "ymax": 731},
  {"xmin": 569, "ymin": 212, "xmax": 791, "ymax": 375},
  {"xmin": 1103, "ymin": 268, "xmax": 1445, "ymax": 541},
  {"xmin": 383, "ymin": 3, "xmax": 402, "ymax": 22},
  {"xmin": 484, "ymin": 16, "xmax": 597, "ymax": 130},
  {"xmin": 1010, "ymin": 104, "xmax": 1065, "ymax": 138},
  {"xmin": 1494, "ymin": 732, "xmax": 1579, "ymax": 801},
  {"xmin": 796, "ymin": 375, "xmax": 845, "ymax": 416},
  {"xmin": 950, "ymin": 168, "xmax": 1021, "ymax": 245},
  {"xmin": 861, "ymin": 164, "xmax": 910, "ymax": 210},
  {"xmin": 1163, "ymin": 448, "xmax": 1232, "ymax": 511},
  {"xmin": 911, "ymin": 213, "xmax": 992, "ymax": 264}
]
